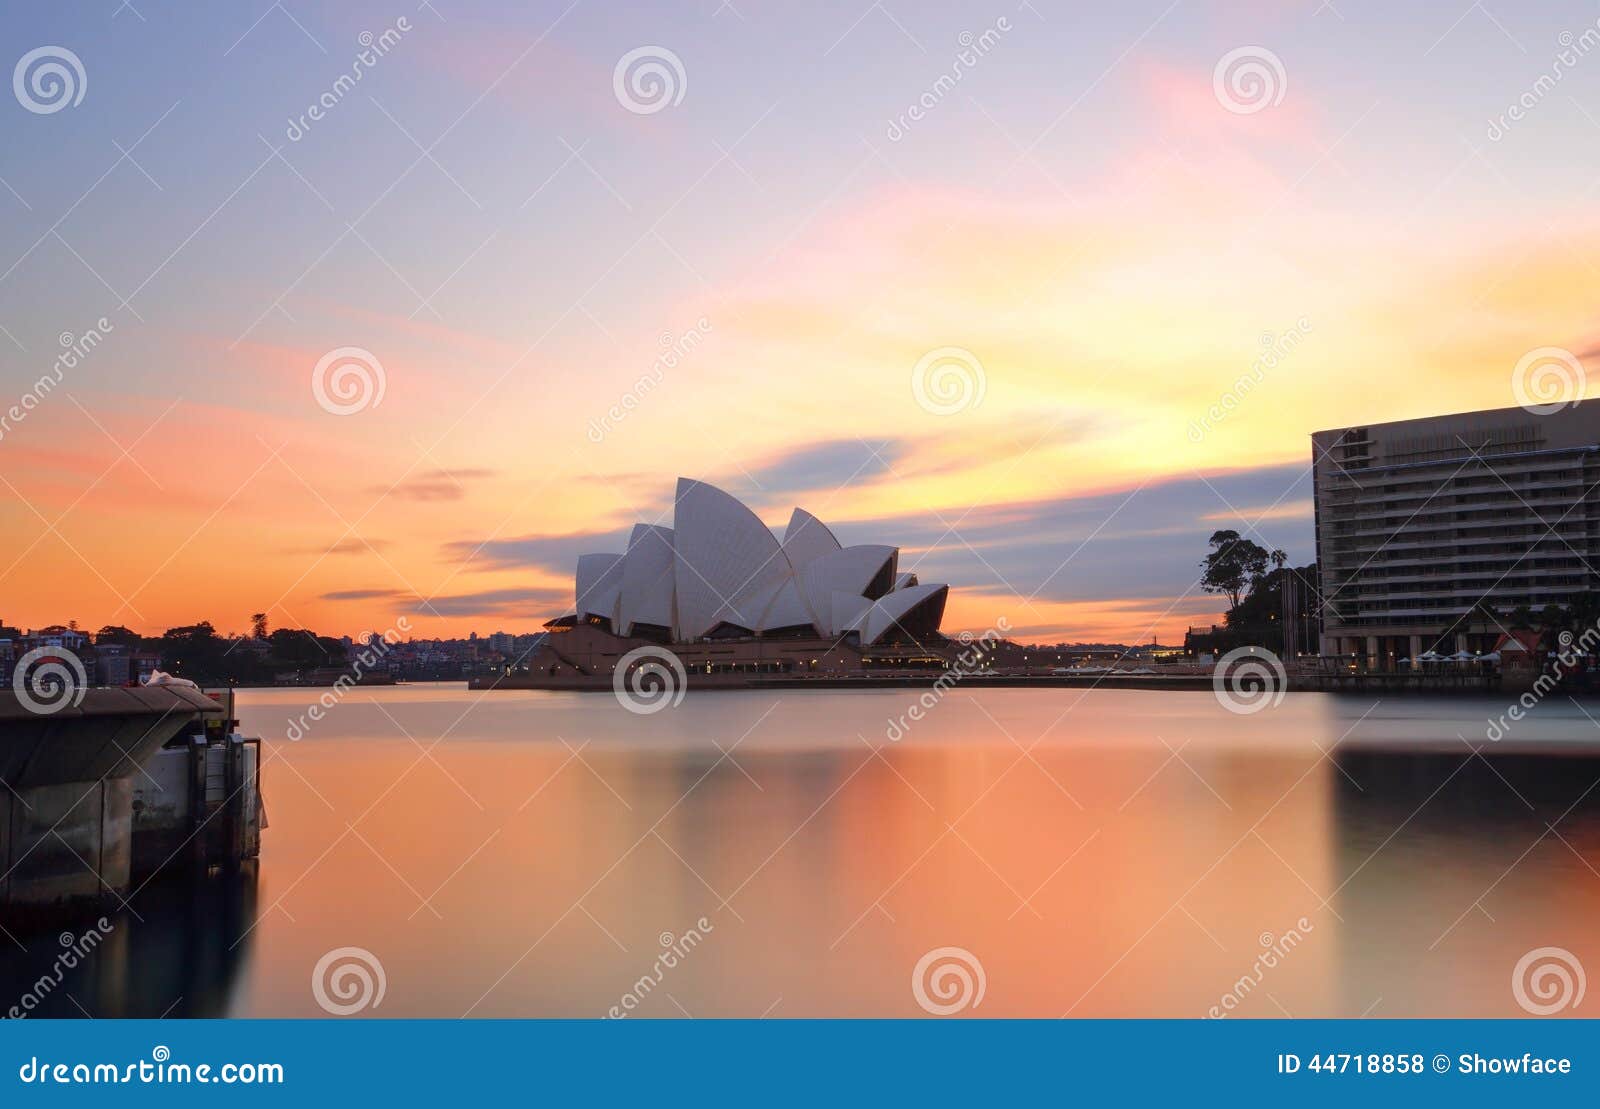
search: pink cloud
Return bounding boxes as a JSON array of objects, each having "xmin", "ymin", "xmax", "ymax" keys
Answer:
[{"xmin": 1133, "ymin": 57, "xmax": 1324, "ymax": 150}]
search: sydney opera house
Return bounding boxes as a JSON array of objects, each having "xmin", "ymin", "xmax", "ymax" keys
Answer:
[{"xmin": 516, "ymin": 478, "xmax": 954, "ymax": 687}]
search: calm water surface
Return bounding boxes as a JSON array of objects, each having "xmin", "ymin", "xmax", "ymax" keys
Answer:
[{"xmin": 8, "ymin": 683, "xmax": 1600, "ymax": 1018}]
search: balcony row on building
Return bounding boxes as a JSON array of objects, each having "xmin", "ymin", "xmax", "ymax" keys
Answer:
[{"xmin": 1312, "ymin": 400, "xmax": 1600, "ymax": 666}]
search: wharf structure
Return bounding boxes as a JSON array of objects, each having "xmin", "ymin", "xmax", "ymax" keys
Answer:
[
  {"xmin": 1312, "ymin": 400, "xmax": 1600, "ymax": 667},
  {"xmin": 0, "ymin": 684, "xmax": 263, "ymax": 929}
]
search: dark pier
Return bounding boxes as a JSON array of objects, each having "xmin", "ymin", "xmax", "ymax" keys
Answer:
[{"xmin": 0, "ymin": 686, "xmax": 263, "ymax": 932}]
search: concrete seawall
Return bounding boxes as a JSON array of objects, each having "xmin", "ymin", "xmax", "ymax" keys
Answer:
[
  {"xmin": 471, "ymin": 671, "xmax": 1514, "ymax": 694},
  {"xmin": 0, "ymin": 686, "xmax": 222, "ymax": 929},
  {"xmin": 471, "ymin": 672, "xmax": 1221, "ymax": 692}
]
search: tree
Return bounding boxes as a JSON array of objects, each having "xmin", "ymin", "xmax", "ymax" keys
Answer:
[
  {"xmin": 266, "ymin": 628, "xmax": 347, "ymax": 670},
  {"xmin": 1201, "ymin": 530, "xmax": 1271, "ymax": 612},
  {"xmin": 250, "ymin": 612, "xmax": 269, "ymax": 640},
  {"xmin": 1566, "ymin": 591, "xmax": 1600, "ymax": 640},
  {"xmin": 1224, "ymin": 561, "xmax": 1320, "ymax": 654},
  {"xmin": 95, "ymin": 625, "xmax": 141, "ymax": 646},
  {"xmin": 158, "ymin": 622, "xmax": 227, "ymax": 679}
]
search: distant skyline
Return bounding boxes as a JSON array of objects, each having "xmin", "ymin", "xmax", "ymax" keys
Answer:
[{"xmin": 3, "ymin": 1, "xmax": 1598, "ymax": 643}]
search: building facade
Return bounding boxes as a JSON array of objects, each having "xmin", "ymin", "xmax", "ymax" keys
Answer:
[{"xmin": 1312, "ymin": 400, "xmax": 1600, "ymax": 664}]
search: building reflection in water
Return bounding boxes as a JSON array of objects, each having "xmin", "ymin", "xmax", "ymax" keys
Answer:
[
  {"xmin": 10, "ymin": 688, "xmax": 1591, "ymax": 1018},
  {"xmin": 1, "ymin": 865, "xmax": 256, "ymax": 1019},
  {"xmin": 1329, "ymin": 750, "xmax": 1600, "ymax": 1017}
]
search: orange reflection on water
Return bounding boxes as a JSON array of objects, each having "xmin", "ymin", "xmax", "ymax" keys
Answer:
[{"xmin": 7, "ymin": 686, "xmax": 1598, "ymax": 1019}]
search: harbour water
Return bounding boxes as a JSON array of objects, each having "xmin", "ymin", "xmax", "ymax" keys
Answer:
[{"xmin": 4, "ymin": 683, "xmax": 1599, "ymax": 1018}]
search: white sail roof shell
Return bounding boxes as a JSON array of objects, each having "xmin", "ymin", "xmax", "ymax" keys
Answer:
[
  {"xmin": 717, "ymin": 578, "xmax": 782, "ymax": 634},
  {"xmin": 859, "ymin": 583, "xmax": 949, "ymax": 644},
  {"xmin": 566, "ymin": 479, "xmax": 948, "ymax": 644},
  {"xmin": 575, "ymin": 552, "xmax": 625, "ymax": 625},
  {"xmin": 829, "ymin": 591, "xmax": 872, "ymax": 637},
  {"xmin": 781, "ymin": 508, "xmax": 842, "ymax": 569},
  {"xmin": 754, "ymin": 578, "xmax": 817, "ymax": 632},
  {"xmin": 797, "ymin": 545, "xmax": 896, "ymax": 629},
  {"xmin": 616, "ymin": 524, "xmax": 675, "ymax": 635},
  {"xmin": 673, "ymin": 478, "xmax": 790, "ymax": 638}
]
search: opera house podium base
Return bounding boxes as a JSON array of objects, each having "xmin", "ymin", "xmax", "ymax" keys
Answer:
[{"xmin": 473, "ymin": 623, "xmax": 959, "ymax": 692}]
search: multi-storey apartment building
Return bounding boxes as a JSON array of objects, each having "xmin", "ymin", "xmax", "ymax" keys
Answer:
[{"xmin": 1312, "ymin": 400, "xmax": 1600, "ymax": 664}]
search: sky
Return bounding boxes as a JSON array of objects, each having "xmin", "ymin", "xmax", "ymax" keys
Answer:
[{"xmin": 2, "ymin": 0, "xmax": 1599, "ymax": 644}]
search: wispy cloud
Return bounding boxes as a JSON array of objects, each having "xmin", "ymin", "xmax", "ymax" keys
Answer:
[
  {"xmin": 378, "ymin": 468, "xmax": 498, "ymax": 502},
  {"xmin": 288, "ymin": 538, "xmax": 392, "ymax": 556},
  {"xmin": 318, "ymin": 586, "xmax": 571, "ymax": 618},
  {"xmin": 440, "ymin": 528, "xmax": 632, "ymax": 575},
  {"xmin": 438, "ymin": 461, "xmax": 1312, "ymax": 626},
  {"xmin": 735, "ymin": 437, "xmax": 903, "ymax": 497}
]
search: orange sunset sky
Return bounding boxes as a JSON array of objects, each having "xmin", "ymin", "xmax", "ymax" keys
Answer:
[{"xmin": 3, "ymin": 1, "xmax": 1598, "ymax": 643}]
